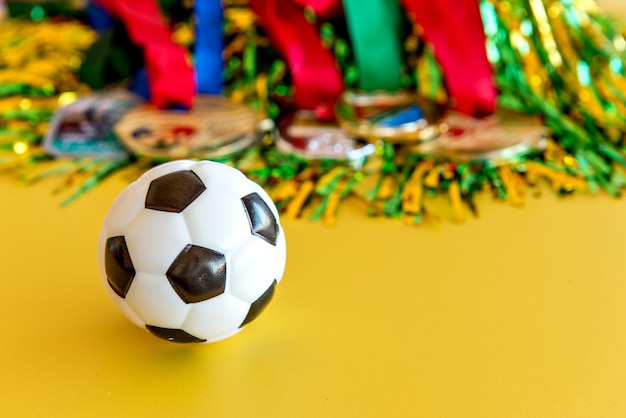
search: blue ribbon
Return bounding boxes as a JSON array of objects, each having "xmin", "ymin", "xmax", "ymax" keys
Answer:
[
  {"xmin": 194, "ymin": 0, "xmax": 224, "ymax": 94},
  {"xmin": 85, "ymin": 1, "xmax": 114, "ymax": 33},
  {"xmin": 378, "ymin": 105, "xmax": 424, "ymax": 127},
  {"xmin": 129, "ymin": 68, "xmax": 150, "ymax": 101}
]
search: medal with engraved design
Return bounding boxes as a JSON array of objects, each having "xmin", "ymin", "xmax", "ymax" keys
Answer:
[
  {"xmin": 334, "ymin": 90, "xmax": 546, "ymax": 162},
  {"xmin": 276, "ymin": 110, "xmax": 375, "ymax": 162},
  {"xmin": 334, "ymin": 91, "xmax": 443, "ymax": 143},
  {"xmin": 114, "ymin": 95, "xmax": 271, "ymax": 160},
  {"xmin": 414, "ymin": 109, "xmax": 547, "ymax": 161}
]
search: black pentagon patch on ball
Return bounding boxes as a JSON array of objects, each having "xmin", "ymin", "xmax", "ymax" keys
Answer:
[
  {"xmin": 240, "ymin": 280, "xmax": 277, "ymax": 328},
  {"xmin": 166, "ymin": 244, "xmax": 227, "ymax": 303},
  {"xmin": 104, "ymin": 236, "xmax": 136, "ymax": 298},
  {"xmin": 145, "ymin": 170, "xmax": 206, "ymax": 213},
  {"xmin": 146, "ymin": 325, "xmax": 206, "ymax": 343},
  {"xmin": 241, "ymin": 192, "xmax": 278, "ymax": 246}
]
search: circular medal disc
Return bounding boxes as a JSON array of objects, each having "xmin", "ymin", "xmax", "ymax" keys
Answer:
[
  {"xmin": 43, "ymin": 89, "xmax": 141, "ymax": 158},
  {"xmin": 334, "ymin": 91, "xmax": 443, "ymax": 143},
  {"xmin": 115, "ymin": 95, "xmax": 268, "ymax": 160},
  {"xmin": 414, "ymin": 109, "xmax": 547, "ymax": 161},
  {"xmin": 277, "ymin": 110, "xmax": 376, "ymax": 161}
]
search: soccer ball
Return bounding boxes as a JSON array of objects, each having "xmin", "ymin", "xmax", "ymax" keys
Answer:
[{"xmin": 98, "ymin": 160, "xmax": 286, "ymax": 343}]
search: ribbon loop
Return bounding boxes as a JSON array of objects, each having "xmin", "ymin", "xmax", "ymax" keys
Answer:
[
  {"xmin": 248, "ymin": 0, "xmax": 344, "ymax": 120},
  {"xmin": 401, "ymin": 0, "xmax": 496, "ymax": 116},
  {"xmin": 94, "ymin": 0, "xmax": 195, "ymax": 109},
  {"xmin": 342, "ymin": 0, "xmax": 404, "ymax": 91}
]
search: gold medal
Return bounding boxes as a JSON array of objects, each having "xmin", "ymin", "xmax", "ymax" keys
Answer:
[
  {"xmin": 414, "ymin": 109, "xmax": 547, "ymax": 161},
  {"xmin": 334, "ymin": 91, "xmax": 442, "ymax": 143},
  {"xmin": 276, "ymin": 110, "xmax": 375, "ymax": 161},
  {"xmin": 114, "ymin": 95, "xmax": 270, "ymax": 160}
]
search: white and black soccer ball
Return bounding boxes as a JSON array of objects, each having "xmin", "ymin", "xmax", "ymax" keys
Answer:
[{"xmin": 98, "ymin": 160, "xmax": 286, "ymax": 343}]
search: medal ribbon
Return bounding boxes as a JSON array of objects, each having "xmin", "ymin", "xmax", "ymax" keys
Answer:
[
  {"xmin": 342, "ymin": 0, "xmax": 403, "ymax": 91},
  {"xmin": 291, "ymin": 0, "xmax": 344, "ymax": 16},
  {"xmin": 85, "ymin": 1, "xmax": 114, "ymax": 33},
  {"xmin": 250, "ymin": 0, "xmax": 495, "ymax": 117},
  {"xmin": 400, "ymin": 0, "xmax": 496, "ymax": 115},
  {"xmin": 94, "ymin": 0, "xmax": 195, "ymax": 109},
  {"xmin": 248, "ymin": 0, "xmax": 344, "ymax": 120},
  {"xmin": 194, "ymin": 0, "xmax": 223, "ymax": 94}
]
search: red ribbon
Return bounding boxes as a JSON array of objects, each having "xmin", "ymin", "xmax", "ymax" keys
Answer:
[
  {"xmin": 94, "ymin": 0, "xmax": 195, "ymax": 109},
  {"xmin": 250, "ymin": 0, "xmax": 495, "ymax": 117},
  {"xmin": 290, "ymin": 0, "xmax": 344, "ymax": 17},
  {"xmin": 95, "ymin": 0, "xmax": 494, "ymax": 117},
  {"xmin": 248, "ymin": 0, "xmax": 345, "ymax": 120},
  {"xmin": 400, "ymin": 0, "xmax": 496, "ymax": 116}
]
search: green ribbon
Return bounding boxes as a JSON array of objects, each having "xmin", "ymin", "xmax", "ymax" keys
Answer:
[{"xmin": 342, "ymin": 0, "xmax": 403, "ymax": 91}]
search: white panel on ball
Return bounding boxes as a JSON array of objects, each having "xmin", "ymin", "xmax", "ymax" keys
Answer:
[
  {"xmin": 125, "ymin": 210, "xmax": 192, "ymax": 275},
  {"xmin": 183, "ymin": 293, "xmax": 250, "ymax": 342},
  {"xmin": 125, "ymin": 273, "xmax": 191, "ymax": 329},
  {"xmin": 229, "ymin": 238, "xmax": 279, "ymax": 304},
  {"xmin": 183, "ymin": 187, "xmax": 251, "ymax": 255},
  {"xmin": 102, "ymin": 181, "xmax": 149, "ymax": 237}
]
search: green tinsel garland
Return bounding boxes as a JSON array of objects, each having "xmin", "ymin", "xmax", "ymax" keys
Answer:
[{"xmin": 1, "ymin": 0, "xmax": 625, "ymax": 225}]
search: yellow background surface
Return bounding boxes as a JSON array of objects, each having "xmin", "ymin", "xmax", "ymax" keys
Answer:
[
  {"xmin": 2, "ymin": 169, "xmax": 626, "ymax": 417},
  {"xmin": 3, "ymin": 1, "xmax": 626, "ymax": 416}
]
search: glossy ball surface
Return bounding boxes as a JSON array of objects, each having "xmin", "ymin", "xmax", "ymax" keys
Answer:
[{"xmin": 98, "ymin": 160, "xmax": 286, "ymax": 343}]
